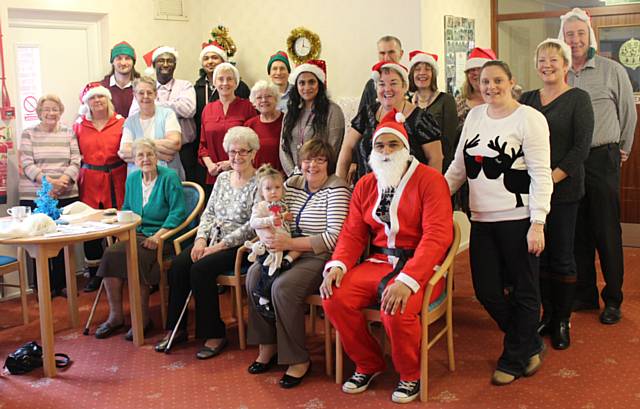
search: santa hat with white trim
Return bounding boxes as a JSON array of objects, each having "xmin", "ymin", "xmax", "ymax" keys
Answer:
[
  {"xmin": 371, "ymin": 61, "xmax": 409, "ymax": 87},
  {"xmin": 558, "ymin": 7, "xmax": 598, "ymax": 53},
  {"xmin": 372, "ymin": 109, "xmax": 409, "ymax": 150},
  {"xmin": 408, "ymin": 50, "xmax": 439, "ymax": 77},
  {"xmin": 289, "ymin": 59, "xmax": 327, "ymax": 85},
  {"xmin": 199, "ymin": 40, "xmax": 228, "ymax": 62},
  {"xmin": 142, "ymin": 46, "xmax": 179, "ymax": 76},
  {"xmin": 465, "ymin": 47, "xmax": 496, "ymax": 71},
  {"xmin": 78, "ymin": 82, "xmax": 112, "ymax": 118}
]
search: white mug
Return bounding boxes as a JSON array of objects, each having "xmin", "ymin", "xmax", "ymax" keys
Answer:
[
  {"xmin": 117, "ymin": 210, "xmax": 135, "ymax": 223},
  {"xmin": 7, "ymin": 206, "xmax": 31, "ymax": 221}
]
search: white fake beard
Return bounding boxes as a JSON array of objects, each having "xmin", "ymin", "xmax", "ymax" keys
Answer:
[{"xmin": 368, "ymin": 148, "xmax": 410, "ymax": 189}]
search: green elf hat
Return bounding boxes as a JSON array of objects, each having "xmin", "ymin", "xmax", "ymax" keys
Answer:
[
  {"xmin": 110, "ymin": 41, "xmax": 136, "ymax": 63},
  {"xmin": 267, "ymin": 51, "xmax": 291, "ymax": 74}
]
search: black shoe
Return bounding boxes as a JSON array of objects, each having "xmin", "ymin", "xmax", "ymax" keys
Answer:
[
  {"xmin": 572, "ymin": 299, "xmax": 599, "ymax": 312},
  {"xmin": 83, "ymin": 276, "xmax": 102, "ymax": 292},
  {"xmin": 392, "ymin": 379, "xmax": 421, "ymax": 403},
  {"xmin": 537, "ymin": 314, "xmax": 552, "ymax": 336},
  {"xmin": 342, "ymin": 371, "xmax": 382, "ymax": 394},
  {"xmin": 279, "ymin": 361, "xmax": 312, "ymax": 389},
  {"xmin": 551, "ymin": 320, "xmax": 571, "ymax": 350},
  {"xmin": 124, "ymin": 320, "xmax": 155, "ymax": 341},
  {"xmin": 155, "ymin": 331, "xmax": 188, "ymax": 352},
  {"xmin": 600, "ymin": 306, "xmax": 621, "ymax": 325},
  {"xmin": 248, "ymin": 354, "xmax": 278, "ymax": 374},
  {"xmin": 196, "ymin": 338, "xmax": 228, "ymax": 359},
  {"xmin": 95, "ymin": 321, "xmax": 125, "ymax": 339}
]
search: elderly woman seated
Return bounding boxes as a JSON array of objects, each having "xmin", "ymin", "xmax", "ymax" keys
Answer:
[
  {"xmin": 95, "ymin": 138, "xmax": 186, "ymax": 340},
  {"xmin": 245, "ymin": 139, "xmax": 351, "ymax": 389},
  {"xmin": 155, "ymin": 126, "xmax": 260, "ymax": 358}
]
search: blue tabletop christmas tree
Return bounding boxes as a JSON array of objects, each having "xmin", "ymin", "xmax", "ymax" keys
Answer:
[{"xmin": 34, "ymin": 176, "xmax": 61, "ymax": 220}]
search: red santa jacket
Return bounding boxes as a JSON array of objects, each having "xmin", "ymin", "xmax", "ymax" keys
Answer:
[{"xmin": 328, "ymin": 158, "xmax": 453, "ymax": 299}]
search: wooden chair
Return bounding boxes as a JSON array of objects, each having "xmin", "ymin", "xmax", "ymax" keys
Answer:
[
  {"xmin": 335, "ymin": 220, "xmax": 461, "ymax": 402},
  {"xmin": 156, "ymin": 181, "xmax": 205, "ymax": 327},
  {"xmin": 83, "ymin": 181, "xmax": 205, "ymax": 334},
  {"xmin": 306, "ymin": 294, "xmax": 334, "ymax": 376},
  {"xmin": 0, "ymin": 248, "xmax": 29, "ymax": 325}
]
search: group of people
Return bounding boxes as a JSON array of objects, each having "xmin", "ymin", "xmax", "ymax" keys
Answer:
[{"xmin": 16, "ymin": 6, "xmax": 635, "ymax": 403}]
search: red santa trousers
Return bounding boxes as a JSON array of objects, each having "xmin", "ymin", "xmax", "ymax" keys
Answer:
[{"xmin": 323, "ymin": 260, "xmax": 425, "ymax": 381}]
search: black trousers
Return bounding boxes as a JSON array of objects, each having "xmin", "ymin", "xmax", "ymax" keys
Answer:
[
  {"xmin": 541, "ymin": 201, "xmax": 579, "ymax": 277},
  {"xmin": 469, "ymin": 218, "xmax": 542, "ymax": 376},
  {"xmin": 179, "ymin": 141, "xmax": 198, "ymax": 184},
  {"xmin": 165, "ymin": 244, "xmax": 240, "ymax": 339},
  {"xmin": 20, "ymin": 197, "xmax": 77, "ymax": 292},
  {"xmin": 574, "ymin": 144, "xmax": 624, "ymax": 308}
]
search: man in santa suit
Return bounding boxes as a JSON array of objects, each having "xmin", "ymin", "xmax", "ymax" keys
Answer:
[{"xmin": 321, "ymin": 110, "xmax": 453, "ymax": 404}]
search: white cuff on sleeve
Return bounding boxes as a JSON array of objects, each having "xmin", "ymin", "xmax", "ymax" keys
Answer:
[
  {"xmin": 395, "ymin": 272, "xmax": 420, "ymax": 293},
  {"xmin": 323, "ymin": 260, "xmax": 347, "ymax": 278}
]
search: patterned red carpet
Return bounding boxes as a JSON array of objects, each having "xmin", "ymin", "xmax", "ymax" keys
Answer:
[{"xmin": 0, "ymin": 249, "xmax": 639, "ymax": 409}]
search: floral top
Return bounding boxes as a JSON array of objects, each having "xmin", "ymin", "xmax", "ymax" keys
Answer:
[{"xmin": 195, "ymin": 170, "xmax": 258, "ymax": 247}]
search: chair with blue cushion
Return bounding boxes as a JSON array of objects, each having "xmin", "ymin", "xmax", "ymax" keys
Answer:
[
  {"xmin": 0, "ymin": 248, "xmax": 29, "ymax": 325},
  {"xmin": 156, "ymin": 181, "xmax": 205, "ymax": 327},
  {"xmin": 334, "ymin": 220, "xmax": 461, "ymax": 402}
]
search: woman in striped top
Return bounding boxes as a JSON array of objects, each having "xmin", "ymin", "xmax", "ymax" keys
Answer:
[
  {"xmin": 246, "ymin": 139, "xmax": 351, "ymax": 388},
  {"xmin": 19, "ymin": 94, "xmax": 81, "ymax": 297}
]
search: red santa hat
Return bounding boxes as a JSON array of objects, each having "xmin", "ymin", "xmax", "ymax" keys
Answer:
[
  {"xmin": 289, "ymin": 59, "xmax": 327, "ymax": 85},
  {"xmin": 408, "ymin": 50, "xmax": 439, "ymax": 77},
  {"xmin": 199, "ymin": 40, "xmax": 228, "ymax": 62},
  {"xmin": 372, "ymin": 109, "xmax": 409, "ymax": 150},
  {"xmin": 558, "ymin": 7, "xmax": 598, "ymax": 52},
  {"xmin": 371, "ymin": 61, "xmax": 409, "ymax": 86},
  {"xmin": 465, "ymin": 47, "xmax": 496, "ymax": 71},
  {"xmin": 142, "ymin": 46, "xmax": 179, "ymax": 76},
  {"xmin": 78, "ymin": 82, "xmax": 112, "ymax": 117}
]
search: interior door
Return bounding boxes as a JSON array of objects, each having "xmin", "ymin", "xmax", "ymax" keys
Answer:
[{"xmin": 592, "ymin": 14, "xmax": 640, "ymax": 223}]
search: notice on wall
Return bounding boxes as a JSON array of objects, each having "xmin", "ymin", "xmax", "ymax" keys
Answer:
[{"xmin": 15, "ymin": 45, "xmax": 42, "ymax": 136}]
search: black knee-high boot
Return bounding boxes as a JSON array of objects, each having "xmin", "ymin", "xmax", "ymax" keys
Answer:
[
  {"xmin": 537, "ymin": 272, "xmax": 553, "ymax": 336},
  {"xmin": 550, "ymin": 275, "xmax": 576, "ymax": 350}
]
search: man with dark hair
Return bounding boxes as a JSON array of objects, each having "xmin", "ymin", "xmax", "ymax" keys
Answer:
[{"xmin": 100, "ymin": 41, "xmax": 139, "ymax": 118}]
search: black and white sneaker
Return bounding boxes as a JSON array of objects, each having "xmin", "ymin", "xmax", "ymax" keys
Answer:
[
  {"xmin": 391, "ymin": 379, "xmax": 420, "ymax": 403},
  {"xmin": 342, "ymin": 371, "xmax": 382, "ymax": 394}
]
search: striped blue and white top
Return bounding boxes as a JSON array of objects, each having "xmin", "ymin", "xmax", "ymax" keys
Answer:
[{"xmin": 285, "ymin": 174, "xmax": 351, "ymax": 254}]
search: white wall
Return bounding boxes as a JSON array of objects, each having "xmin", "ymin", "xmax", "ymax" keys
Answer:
[
  {"xmin": 203, "ymin": 0, "xmax": 422, "ymax": 100},
  {"xmin": 420, "ymin": 0, "xmax": 492, "ymax": 90}
]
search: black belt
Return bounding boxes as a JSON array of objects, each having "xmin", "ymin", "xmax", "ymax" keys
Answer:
[
  {"xmin": 81, "ymin": 161, "xmax": 125, "ymax": 207},
  {"xmin": 81, "ymin": 161, "xmax": 126, "ymax": 172},
  {"xmin": 371, "ymin": 246, "xmax": 415, "ymax": 302}
]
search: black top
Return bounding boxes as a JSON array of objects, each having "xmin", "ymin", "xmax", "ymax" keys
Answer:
[
  {"xmin": 351, "ymin": 102, "xmax": 441, "ymax": 182},
  {"xmin": 424, "ymin": 92, "xmax": 458, "ymax": 172},
  {"xmin": 357, "ymin": 79, "xmax": 377, "ymax": 114},
  {"xmin": 520, "ymin": 87, "xmax": 594, "ymax": 203},
  {"xmin": 194, "ymin": 69, "xmax": 251, "ymax": 138}
]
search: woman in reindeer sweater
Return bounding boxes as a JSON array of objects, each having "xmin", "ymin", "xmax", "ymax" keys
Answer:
[{"xmin": 445, "ymin": 60, "xmax": 553, "ymax": 386}]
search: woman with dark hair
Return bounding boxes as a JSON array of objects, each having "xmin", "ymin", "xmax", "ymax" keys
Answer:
[
  {"xmin": 247, "ymin": 139, "xmax": 351, "ymax": 388},
  {"xmin": 279, "ymin": 59, "xmax": 345, "ymax": 176},
  {"xmin": 408, "ymin": 50, "xmax": 457, "ymax": 172},
  {"xmin": 336, "ymin": 61, "xmax": 442, "ymax": 182},
  {"xmin": 520, "ymin": 39, "xmax": 594, "ymax": 350},
  {"xmin": 445, "ymin": 61, "xmax": 553, "ymax": 385}
]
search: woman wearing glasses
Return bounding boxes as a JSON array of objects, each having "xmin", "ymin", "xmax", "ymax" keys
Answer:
[
  {"xmin": 245, "ymin": 139, "xmax": 351, "ymax": 389},
  {"xmin": 155, "ymin": 126, "xmax": 259, "ymax": 359}
]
